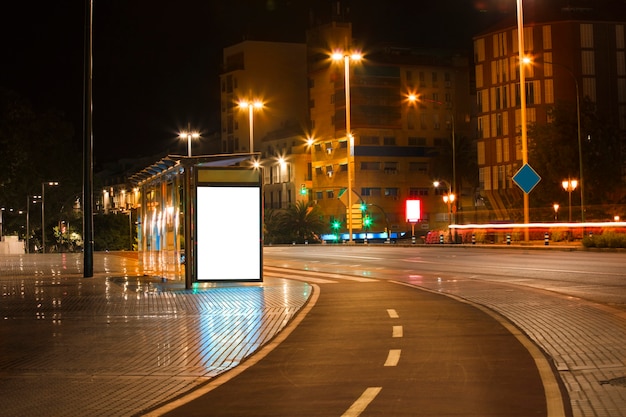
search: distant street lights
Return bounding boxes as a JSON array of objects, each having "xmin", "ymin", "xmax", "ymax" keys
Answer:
[
  {"xmin": 179, "ymin": 125, "xmax": 200, "ymax": 157},
  {"xmin": 41, "ymin": 181, "xmax": 59, "ymax": 254},
  {"xmin": 562, "ymin": 179, "xmax": 578, "ymax": 222},
  {"xmin": 239, "ymin": 99, "xmax": 263, "ymax": 156},
  {"xmin": 332, "ymin": 50, "xmax": 362, "ymax": 243},
  {"xmin": 553, "ymin": 203, "xmax": 560, "ymax": 221},
  {"xmin": 26, "ymin": 195, "xmax": 42, "ymax": 254},
  {"xmin": 434, "ymin": 180, "xmax": 455, "ymax": 242}
]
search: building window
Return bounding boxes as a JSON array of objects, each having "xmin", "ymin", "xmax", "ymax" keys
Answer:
[
  {"xmin": 384, "ymin": 162, "xmax": 398, "ymax": 174},
  {"xmin": 383, "ymin": 136, "xmax": 396, "ymax": 145},
  {"xmin": 362, "ymin": 187, "xmax": 381, "ymax": 197},
  {"xmin": 408, "ymin": 162, "xmax": 428, "ymax": 173},
  {"xmin": 360, "ymin": 136, "xmax": 379, "ymax": 145},
  {"xmin": 409, "ymin": 187, "xmax": 429, "ymax": 196},
  {"xmin": 326, "ymin": 190, "xmax": 334, "ymax": 199},
  {"xmin": 580, "ymin": 23, "xmax": 594, "ymax": 48},
  {"xmin": 384, "ymin": 188, "xmax": 399, "ymax": 197},
  {"xmin": 315, "ymin": 166, "xmax": 323, "ymax": 176},
  {"xmin": 408, "ymin": 137, "xmax": 426, "ymax": 146},
  {"xmin": 361, "ymin": 161, "xmax": 381, "ymax": 170},
  {"xmin": 316, "ymin": 191, "xmax": 323, "ymax": 200}
]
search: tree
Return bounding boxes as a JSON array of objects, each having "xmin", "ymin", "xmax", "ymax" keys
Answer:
[
  {"xmin": 529, "ymin": 98, "xmax": 624, "ymax": 213},
  {"xmin": 264, "ymin": 201, "xmax": 325, "ymax": 244},
  {"xmin": 280, "ymin": 201, "xmax": 325, "ymax": 243},
  {"xmin": 0, "ymin": 88, "xmax": 81, "ymax": 237}
]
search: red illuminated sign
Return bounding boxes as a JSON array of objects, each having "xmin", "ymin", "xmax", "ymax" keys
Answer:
[{"xmin": 405, "ymin": 199, "xmax": 421, "ymax": 223}]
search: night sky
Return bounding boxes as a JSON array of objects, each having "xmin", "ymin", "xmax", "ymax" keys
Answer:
[{"xmin": 1, "ymin": 0, "xmax": 511, "ymax": 165}]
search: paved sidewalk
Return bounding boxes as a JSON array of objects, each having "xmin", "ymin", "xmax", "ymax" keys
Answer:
[
  {"xmin": 406, "ymin": 275, "xmax": 626, "ymax": 417},
  {"xmin": 0, "ymin": 253, "xmax": 311, "ymax": 417}
]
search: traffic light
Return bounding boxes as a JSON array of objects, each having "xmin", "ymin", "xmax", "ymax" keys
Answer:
[
  {"xmin": 363, "ymin": 215, "xmax": 372, "ymax": 228},
  {"xmin": 300, "ymin": 184, "xmax": 307, "ymax": 196},
  {"xmin": 331, "ymin": 219, "xmax": 341, "ymax": 231}
]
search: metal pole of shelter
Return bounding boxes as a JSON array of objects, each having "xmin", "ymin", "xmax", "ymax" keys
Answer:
[{"xmin": 183, "ymin": 161, "xmax": 194, "ymax": 289}]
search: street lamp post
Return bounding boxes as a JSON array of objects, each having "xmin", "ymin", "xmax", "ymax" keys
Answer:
[
  {"xmin": 525, "ymin": 57, "xmax": 584, "ymax": 224},
  {"xmin": 434, "ymin": 180, "xmax": 455, "ymax": 242},
  {"xmin": 179, "ymin": 124, "xmax": 200, "ymax": 157},
  {"xmin": 553, "ymin": 203, "xmax": 559, "ymax": 221},
  {"xmin": 26, "ymin": 195, "xmax": 41, "ymax": 254},
  {"xmin": 516, "ymin": 0, "xmax": 530, "ymax": 241},
  {"xmin": 41, "ymin": 181, "xmax": 59, "ymax": 254},
  {"xmin": 408, "ymin": 94, "xmax": 457, "ymax": 208},
  {"xmin": 332, "ymin": 50, "xmax": 362, "ymax": 243},
  {"xmin": 239, "ymin": 99, "xmax": 263, "ymax": 157},
  {"xmin": 562, "ymin": 179, "xmax": 578, "ymax": 222}
]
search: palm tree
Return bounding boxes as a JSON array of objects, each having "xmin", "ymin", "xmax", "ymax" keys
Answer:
[{"xmin": 279, "ymin": 201, "xmax": 325, "ymax": 243}]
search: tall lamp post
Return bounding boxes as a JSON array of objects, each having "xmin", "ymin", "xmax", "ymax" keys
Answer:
[
  {"xmin": 26, "ymin": 195, "xmax": 41, "ymax": 254},
  {"xmin": 179, "ymin": 124, "xmax": 200, "ymax": 157},
  {"xmin": 434, "ymin": 180, "xmax": 455, "ymax": 242},
  {"xmin": 332, "ymin": 50, "xmax": 362, "ymax": 243},
  {"xmin": 524, "ymin": 57, "xmax": 584, "ymax": 223},
  {"xmin": 408, "ymin": 93, "xmax": 457, "ymax": 202},
  {"xmin": 562, "ymin": 179, "xmax": 578, "ymax": 222},
  {"xmin": 239, "ymin": 99, "xmax": 263, "ymax": 157},
  {"xmin": 516, "ymin": 0, "xmax": 531, "ymax": 241},
  {"xmin": 41, "ymin": 181, "xmax": 59, "ymax": 254}
]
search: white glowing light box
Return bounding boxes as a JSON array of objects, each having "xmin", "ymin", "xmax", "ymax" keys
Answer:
[{"xmin": 196, "ymin": 168, "xmax": 262, "ymax": 281}]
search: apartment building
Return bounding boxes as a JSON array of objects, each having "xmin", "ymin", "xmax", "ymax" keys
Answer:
[
  {"xmin": 474, "ymin": 4, "xmax": 626, "ymax": 220},
  {"xmin": 220, "ymin": 19, "xmax": 472, "ymax": 237}
]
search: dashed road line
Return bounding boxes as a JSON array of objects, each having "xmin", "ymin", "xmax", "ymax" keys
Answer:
[
  {"xmin": 387, "ymin": 309, "xmax": 399, "ymax": 318},
  {"xmin": 392, "ymin": 325, "xmax": 403, "ymax": 338},
  {"xmin": 384, "ymin": 349, "xmax": 402, "ymax": 367},
  {"xmin": 341, "ymin": 387, "xmax": 383, "ymax": 417}
]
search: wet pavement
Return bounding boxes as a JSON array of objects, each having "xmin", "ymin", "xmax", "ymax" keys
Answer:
[
  {"xmin": 0, "ymin": 253, "xmax": 310, "ymax": 417},
  {"xmin": 1, "ymin": 250, "xmax": 625, "ymax": 417}
]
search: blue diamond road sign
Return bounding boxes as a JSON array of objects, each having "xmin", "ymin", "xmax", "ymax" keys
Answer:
[{"xmin": 513, "ymin": 163, "xmax": 541, "ymax": 194}]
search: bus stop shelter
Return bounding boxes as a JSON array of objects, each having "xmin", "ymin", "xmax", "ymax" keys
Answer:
[{"xmin": 130, "ymin": 154, "xmax": 263, "ymax": 288}]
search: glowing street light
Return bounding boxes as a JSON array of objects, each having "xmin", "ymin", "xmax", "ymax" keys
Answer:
[
  {"xmin": 41, "ymin": 181, "xmax": 59, "ymax": 254},
  {"xmin": 239, "ymin": 99, "xmax": 263, "ymax": 156},
  {"xmin": 435, "ymin": 180, "xmax": 455, "ymax": 242},
  {"xmin": 332, "ymin": 50, "xmax": 362, "ymax": 243},
  {"xmin": 553, "ymin": 203, "xmax": 560, "ymax": 221},
  {"xmin": 179, "ymin": 125, "xmax": 200, "ymax": 157},
  {"xmin": 26, "ymin": 195, "xmax": 42, "ymax": 254},
  {"xmin": 562, "ymin": 179, "xmax": 578, "ymax": 223}
]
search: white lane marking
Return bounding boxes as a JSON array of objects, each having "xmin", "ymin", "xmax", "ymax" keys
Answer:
[
  {"xmin": 341, "ymin": 387, "xmax": 383, "ymax": 417},
  {"xmin": 263, "ymin": 271, "xmax": 336, "ymax": 284},
  {"xmin": 387, "ymin": 309, "xmax": 399, "ymax": 318},
  {"xmin": 392, "ymin": 325, "xmax": 403, "ymax": 338},
  {"xmin": 384, "ymin": 349, "xmax": 401, "ymax": 367},
  {"xmin": 264, "ymin": 266, "xmax": 377, "ymax": 283}
]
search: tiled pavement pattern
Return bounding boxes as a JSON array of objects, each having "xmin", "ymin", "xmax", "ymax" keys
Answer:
[
  {"xmin": 0, "ymin": 254, "xmax": 311, "ymax": 417},
  {"xmin": 405, "ymin": 275, "xmax": 626, "ymax": 417}
]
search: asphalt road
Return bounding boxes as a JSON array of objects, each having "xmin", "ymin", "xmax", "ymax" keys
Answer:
[{"xmin": 161, "ymin": 280, "xmax": 551, "ymax": 417}]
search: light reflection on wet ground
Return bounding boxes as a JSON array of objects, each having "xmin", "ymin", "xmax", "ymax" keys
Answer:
[{"xmin": 0, "ymin": 253, "xmax": 311, "ymax": 417}]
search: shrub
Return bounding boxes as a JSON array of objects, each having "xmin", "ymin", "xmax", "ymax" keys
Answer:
[{"xmin": 582, "ymin": 232, "xmax": 626, "ymax": 248}]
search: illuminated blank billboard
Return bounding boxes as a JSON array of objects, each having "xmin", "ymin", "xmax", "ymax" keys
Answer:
[{"xmin": 196, "ymin": 168, "xmax": 262, "ymax": 281}]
